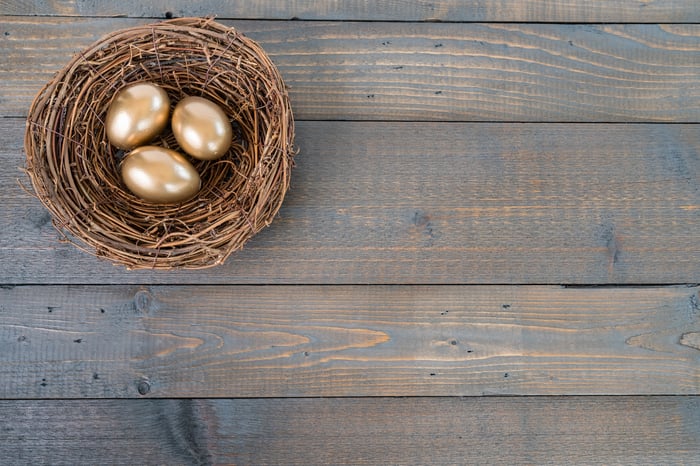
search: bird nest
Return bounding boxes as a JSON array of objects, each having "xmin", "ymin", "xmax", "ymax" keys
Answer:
[{"xmin": 24, "ymin": 17, "xmax": 295, "ymax": 269}]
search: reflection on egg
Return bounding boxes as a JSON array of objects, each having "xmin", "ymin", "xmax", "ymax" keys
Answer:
[
  {"xmin": 171, "ymin": 96, "xmax": 232, "ymax": 160},
  {"xmin": 106, "ymin": 82, "xmax": 170, "ymax": 150},
  {"xmin": 121, "ymin": 146, "xmax": 201, "ymax": 203}
]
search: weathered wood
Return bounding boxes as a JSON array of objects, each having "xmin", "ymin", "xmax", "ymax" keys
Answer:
[
  {"xmin": 1, "ymin": 397, "xmax": 699, "ymax": 464},
  {"xmin": 3, "ymin": 119, "xmax": 699, "ymax": 284},
  {"xmin": 2, "ymin": 0, "xmax": 699, "ymax": 23},
  {"xmin": 2, "ymin": 17, "xmax": 699, "ymax": 121},
  {"xmin": 0, "ymin": 284, "xmax": 698, "ymax": 398}
]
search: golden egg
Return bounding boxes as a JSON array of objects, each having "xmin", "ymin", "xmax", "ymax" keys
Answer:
[
  {"xmin": 121, "ymin": 146, "xmax": 201, "ymax": 203},
  {"xmin": 171, "ymin": 96, "xmax": 232, "ymax": 160},
  {"xmin": 106, "ymin": 82, "xmax": 170, "ymax": 150}
]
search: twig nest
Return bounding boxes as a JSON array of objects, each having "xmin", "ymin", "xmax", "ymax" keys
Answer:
[{"xmin": 24, "ymin": 17, "xmax": 295, "ymax": 269}]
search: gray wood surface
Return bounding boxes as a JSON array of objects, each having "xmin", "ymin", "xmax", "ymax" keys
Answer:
[
  {"xmin": 1, "ymin": 284, "xmax": 698, "ymax": 398},
  {"xmin": 3, "ymin": 0, "xmax": 699, "ymax": 23},
  {"xmin": 2, "ymin": 397, "xmax": 699, "ymax": 465},
  {"xmin": 2, "ymin": 3, "xmax": 699, "ymax": 464},
  {"xmin": 3, "ymin": 17, "xmax": 699, "ymax": 122},
  {"xmin": 3, "ymin": 119, "xmax": 699, "ymax": 284}
]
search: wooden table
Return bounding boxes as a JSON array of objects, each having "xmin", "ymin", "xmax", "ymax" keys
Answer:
[{"xmin": 2, "ymin": 2, "xmax": 699, "ymax": 464}]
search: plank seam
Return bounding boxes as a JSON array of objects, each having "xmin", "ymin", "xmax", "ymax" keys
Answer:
[{"xmin": 3, "ymin": 14, "xmax": 700, "ymax": 25}]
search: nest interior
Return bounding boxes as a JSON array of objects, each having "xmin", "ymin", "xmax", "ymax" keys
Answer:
[{"xmin": 24, "ymin": 17, "xmax": 295, "ymax": 270}]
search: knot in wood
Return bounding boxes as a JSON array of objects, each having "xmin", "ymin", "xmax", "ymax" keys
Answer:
[
  {"xmin": 134, "ymin": 289, "xmax": 152, "ymax": 313},
  {"xmin": 137, "ymin": 379, "xmax": 151, "ymax": 395}
]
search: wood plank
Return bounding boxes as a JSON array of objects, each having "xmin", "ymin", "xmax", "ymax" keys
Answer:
[
  {"xmin": 3, "ymin": 0, "xmax": 699, "ymax": 23},
  {"xmin": 2, "ymin": 17, "xmax": 699, "ymax": 122},
  {"xmin": 3, "ymin": 119, "xmax": 700, "ymax": 284},
  {"xmin": 1, "ymin": 397, "xmax": 699, "ymax": 464},
  {"xmin": 1, "ymin": 284, "xmax": 698, "ymax": 397}
]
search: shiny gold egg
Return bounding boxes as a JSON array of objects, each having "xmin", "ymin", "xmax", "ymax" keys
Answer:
[
  {"xmin": 106, "ymin": 82, "xmax": 170, "ymax": 150},
  {"xmin": 121, "ymin": 146, "xmax": 201, "ymax": 203},
  {"xmin": 171, "ymin": 96, "xmax": 233, "ymax": 160}
]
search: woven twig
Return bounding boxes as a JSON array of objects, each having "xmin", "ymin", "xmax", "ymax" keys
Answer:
[{"xmin": 24, "ymin": 17, "xmax": 295, "ymax": 269}]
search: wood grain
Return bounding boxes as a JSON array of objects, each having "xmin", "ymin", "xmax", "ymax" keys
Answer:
[
  {"xmin": 2, "ymin": 17, "xmax": 699, "ymax": 121},
  {"xmin": 0, "ymin": 6, "xmax": 699, "ymax": 463},
  {"xmin": 1, "ymin": 397, "xmax": 699, "ymax": 464},
  {"xmin": 1, "ymin": 284, "xmax": 698, "ymax": 398},
  {"xmin": 3, "ymin": 118, "xmax": 699, "ymax": 284},
  {"xmin": 3, "ymin": 0, "xmax": 699, "ymax": 23}
]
